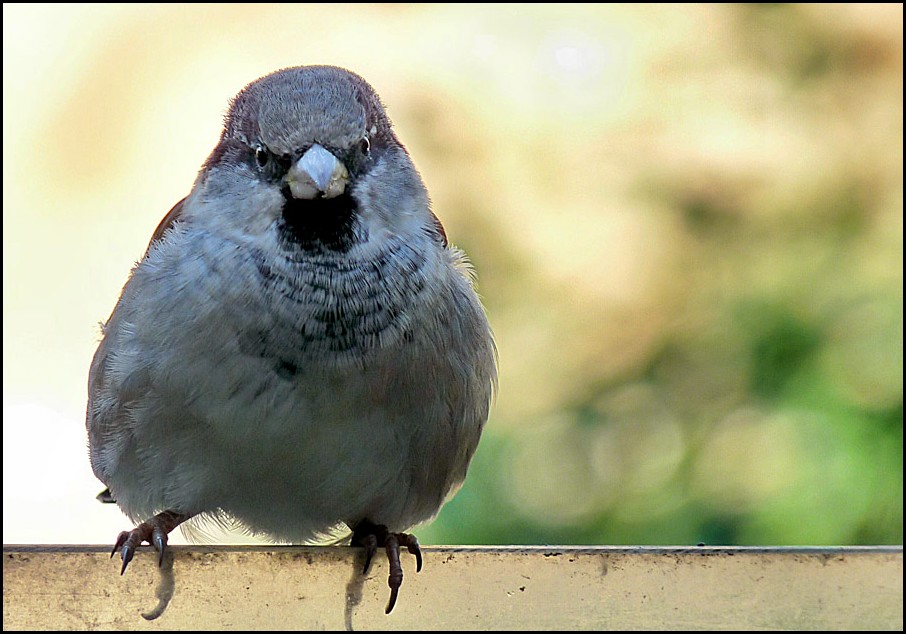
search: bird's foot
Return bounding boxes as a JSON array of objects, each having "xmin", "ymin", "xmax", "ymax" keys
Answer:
[
  {"xmin": 110, "ymin": 510, "xmax": 190, "ymax": 575},
  {"xmin": 351, "ymin": 519, "xmax": 422, "ymax": 614}
]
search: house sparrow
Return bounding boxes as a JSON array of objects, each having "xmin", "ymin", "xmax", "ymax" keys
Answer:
[{"xmin": 87, "ymin": 65, "xmax": 497, "ymax": 614}]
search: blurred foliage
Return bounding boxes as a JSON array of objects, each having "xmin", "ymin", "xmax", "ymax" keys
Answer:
[{"xmin": 409, "ymin": 4, "xmax": 902, "ymax": 546}]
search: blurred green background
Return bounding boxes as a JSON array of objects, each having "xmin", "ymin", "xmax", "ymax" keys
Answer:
[{"xmin": 3, "ymin": 4, "xmax": 901, "ymax": 546}]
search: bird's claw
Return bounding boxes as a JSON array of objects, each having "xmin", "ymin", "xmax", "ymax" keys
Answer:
[
  {"xmin": 110, "ymin": 523, "xmax": 168, "ymax": 575},
  {"xmin": 361, "ymin": 533, "xmax": 379, "ymax": 575},
  {"xmin": 152, "ymin": 527, "xmax": 167, "ymax": 566},
  {"xmin": 109, "ymin": 511, "xmax": 187, "ymax": 575},
  {"xmin": 405, "ymin": 534, "xmax": 422, "ymax": 573},
  {"xmin": 352, "ymin": 521, "xmax": 423, "ymax": 614}
]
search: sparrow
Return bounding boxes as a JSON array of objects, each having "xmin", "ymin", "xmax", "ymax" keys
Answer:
[{"xmin": 86, "ymin": 65, "xmax": 497, "ymax": 613}]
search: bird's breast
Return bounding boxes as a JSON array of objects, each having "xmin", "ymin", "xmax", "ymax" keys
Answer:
[{"xmin": 238, "ymin": 237, "xmax": 437, "ymax": 370}]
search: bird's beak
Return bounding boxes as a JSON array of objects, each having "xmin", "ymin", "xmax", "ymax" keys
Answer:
[{"xmin": 286, "ymin": 143, "xmax": 349, "ymax": 200}]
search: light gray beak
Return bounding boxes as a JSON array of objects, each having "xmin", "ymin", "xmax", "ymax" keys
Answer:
[{"xmin": 286, "ymin": 143, "xmax": 349, "ymax": 200}]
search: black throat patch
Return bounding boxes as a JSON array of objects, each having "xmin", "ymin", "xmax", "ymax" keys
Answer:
[{"xmin": 278, "ymin": 188, "xmax": 365, "ymax": 253}]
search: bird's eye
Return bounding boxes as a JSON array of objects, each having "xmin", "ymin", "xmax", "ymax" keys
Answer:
[
  {"xmin": 255, "ymin": 145, "xmax": 269, "ymax": 167},
  {"xmin": 360, "ymin": 137, "xmax": 371, "ymax": 156}
]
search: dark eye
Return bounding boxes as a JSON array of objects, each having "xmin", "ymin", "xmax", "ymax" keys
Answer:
[
  {"xmin": 255, "ymin": 145, "xmax": 269, "ymax": 167},
  {"xmin": 360, "ymin": 137, "xmax": 371, "ymax": 155}
]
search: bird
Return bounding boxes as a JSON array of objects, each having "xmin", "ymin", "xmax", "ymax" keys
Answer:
[{"xmin": 86, "ymin": 65, "xmax": 497, "ymax": 614}]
